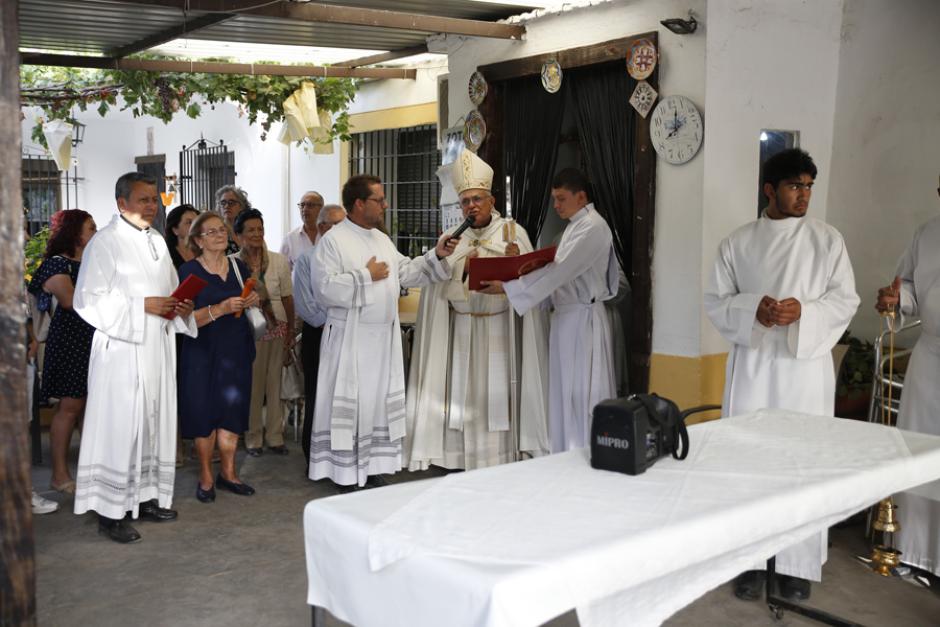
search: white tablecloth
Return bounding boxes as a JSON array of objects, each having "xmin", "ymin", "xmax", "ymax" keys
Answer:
[{"xmin": 304, "ymin": 410, "xmax": 940, "ymax": 627}]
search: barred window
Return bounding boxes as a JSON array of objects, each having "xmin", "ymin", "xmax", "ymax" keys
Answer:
[{"xmin": 349, "ymin": 124, "xmax": 441, "ymax": 257}]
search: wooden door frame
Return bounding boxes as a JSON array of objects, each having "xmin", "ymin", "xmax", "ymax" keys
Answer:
[{"xmin": 477, "ymin": 33, "xmax": 658, "ymax": 393}]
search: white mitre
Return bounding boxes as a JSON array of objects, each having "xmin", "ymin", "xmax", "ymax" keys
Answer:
[{"xmin": 452, "ymin": 149, "xmax": 494, "ymax": 194}]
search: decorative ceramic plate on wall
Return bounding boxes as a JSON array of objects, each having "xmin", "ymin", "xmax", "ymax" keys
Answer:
[
  {"xmin": 627, "ymin": 38, "xmax": 658, "ymax": 80},
  {"xmin": 463, "ymin": 110, "xmax": 486, "ymax": 152},
  {"xmin": 469, "ymin": 71, "xmax": 488, "ymax": 106},
  {"xmin": 541, "ymin": 59, "xmax": 563, "ymax": 93}
]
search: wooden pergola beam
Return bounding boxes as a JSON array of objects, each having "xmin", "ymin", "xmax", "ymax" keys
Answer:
[
  {"xmin": 116, "ymin": 0, "xmax": 526, "ymax": 40},
  {"xmin": 333, "ymin": 44, "xmax": 430, "ymax": 68},
  {"xmin": 20, "ymin": 54, "xmax": 417, "ymax": 79},
  {"xmin": 107, "ymin": 12, "xmax": 236, "ymax": 58}
]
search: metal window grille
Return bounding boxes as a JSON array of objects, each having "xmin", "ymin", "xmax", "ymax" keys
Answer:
[
  {"xmin": 349, "ymin": 124, "xmax": 441, "ymax": 257},
  {"xmin": 179, "ymin": 139, "xmax": 235, "ymax": 212},
  {"xmin": 21, "ymin": 152, "xmax": 80, "ymax": 235}
]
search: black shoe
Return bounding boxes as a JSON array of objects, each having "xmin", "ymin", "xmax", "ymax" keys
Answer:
[
  {"xmin": 365, "ymin": 474, "xmax": 390, "ymax": 489},
  {"xmin": 138, "ymin": 499, "xmax": 178, "ymax": 522},
  {"xmin": 268, "ymin": 445, "xmax": 289, "ymax": 455},
  {"xmin": 779, "ymin": 575, "xmax": 811, "ymax": 601},
  {"xmin": 335, "ymin": 483, "xmax": 361, "ymax": 494},
  {"xmin": 246, "ymin": 447, "xmax": 263, "ymax": 457},
  {"xmin": 98, "ymin": 517, "xmax": 142, "ymax": 544},
  {"xmin": 196, "ymin": 483, "xmax": 216, "ymax": 503},
  {"xmin": 733, "ymin": 570, "xmax": 765, "ymax": 601},
  {"xmin": 216, "ymin": 473, "xmax": 255, "ymax": 496}
]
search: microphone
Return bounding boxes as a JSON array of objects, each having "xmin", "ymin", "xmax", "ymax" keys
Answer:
[{"xmin": 449, "ymin": 215, "xmax": 476, "ymax": 241}]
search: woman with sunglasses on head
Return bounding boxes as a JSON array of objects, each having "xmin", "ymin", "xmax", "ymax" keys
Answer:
[
  {"xmin": 27, "ymin": 209, "xmax": 97, "ymax": 495},
  {"xmin": 214, "ymin": 185, "xmax": 251, "ymax": 254},
  {"xmin": 177, "ymin": 211, "xmax": 259, "ymax": 502}
]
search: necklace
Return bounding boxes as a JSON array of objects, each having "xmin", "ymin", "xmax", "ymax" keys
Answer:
[{"xmin": 199, "ymin": 255, "xmax": 226, "ymax": 276}]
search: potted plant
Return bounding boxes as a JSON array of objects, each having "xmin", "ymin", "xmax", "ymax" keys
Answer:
[{"xmin": 835, "ymin": 331, "xmax": 874, "ymax": 419}]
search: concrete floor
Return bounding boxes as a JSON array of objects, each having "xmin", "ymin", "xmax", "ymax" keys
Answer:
[{"xmin": 31, "ymin": 436, "xmax": 940, "ymax": 627}]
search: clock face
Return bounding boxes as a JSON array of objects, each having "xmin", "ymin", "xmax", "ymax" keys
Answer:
[{"xmin": 650, "ymin": 95, "xmax": 703, "ymax": 165}]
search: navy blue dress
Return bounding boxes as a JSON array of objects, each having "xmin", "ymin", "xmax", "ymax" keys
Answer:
[
  {"xmin": 178, "ymin": 258, "xmax": 256, "ymax": 439},
  {"xmin": 27, "ymin": 256, "xmax": 95, "ymax": 402}
]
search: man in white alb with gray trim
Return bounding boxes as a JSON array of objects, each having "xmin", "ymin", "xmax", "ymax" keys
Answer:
[{"xmin": 308, "ymin": 174, "xmax": 456, "ymax": 488}]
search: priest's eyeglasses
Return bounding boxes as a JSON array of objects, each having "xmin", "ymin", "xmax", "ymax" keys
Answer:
[
  {"xmin": 298, "ymin": 201, "xmax": 323, "ymax": 209},
  {"xmin": 460, "ymin": 195, "xmax": 489, "ymax": 208}
]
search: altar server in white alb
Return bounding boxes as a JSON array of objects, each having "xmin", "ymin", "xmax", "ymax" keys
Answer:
[
  {"xmin": 309, "ymin": 174, "xmax": 457, "ymax": 488},
  {"xmin": 875, "ymin": 173, "xmax": 940, "ymax": 578},
  {"xmin": 405, "ymin": 150, "xmax": 550, "ymax": 471},
  {"xmin": 73, "ymin": 172, "xmax": 197, "ymax": 544},
  {"xmin": 479, "ymin": 168, "xmax": 618, "ymax": 452},
  {"xmin": 704, "ymin": 149, "xmax": 860, "ymax": 601}
]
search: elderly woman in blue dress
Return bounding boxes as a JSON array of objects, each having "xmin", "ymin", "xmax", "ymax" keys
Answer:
[{"xmin": 178, "ymin": 211, "xmax": 259, "ymax": 502}]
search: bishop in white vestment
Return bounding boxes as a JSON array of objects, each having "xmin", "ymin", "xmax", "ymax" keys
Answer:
[
  {"xmin": 479, "ymin": 168, "xmax": 618, "ymax": 453},
  {"xmin": 876, "ymin": 198, "xmax": 940, "ymax": 576},
  {"xmin": 405, "ymin": 150, "xmax": 550, "ymax": 470},
  {"xmin": 308, "ymin": 174, "xmax": 455, "ymax": 487},
  {"xmin": 704, "ymin": 149, "xmax": 859, "ymax": 597},
  {"xmin": 73, "ymin": 173, "xmax": 196, "ymax": 542}
]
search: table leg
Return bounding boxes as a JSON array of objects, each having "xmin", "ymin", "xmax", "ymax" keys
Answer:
[
  {"xmin": 765, "ymin": 557, "xmax": 865, "ymax": 626},
  {"xmin": 311, "ymin": 605, "xmax": 323, "ymax": 627}
]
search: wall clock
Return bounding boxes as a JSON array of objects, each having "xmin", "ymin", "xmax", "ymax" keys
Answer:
[{"xmin": 649, "ymin": 95, "xmax": 703, "ymax": 165}]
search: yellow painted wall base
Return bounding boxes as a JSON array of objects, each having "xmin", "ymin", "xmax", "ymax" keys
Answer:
[{"xmin": 648, "ymin": 353, "xmax": 728, "ymax": 424}]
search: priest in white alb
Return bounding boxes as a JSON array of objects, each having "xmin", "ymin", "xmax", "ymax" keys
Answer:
[
  {"xmin": 704, "ymin": 148, "xmax": 860, "ymax": 602},
  {"xmin": 308, "ymin": 174, "xmax": 456, "ymax": 488},
  {"xmin": 875, "ymin": 173, "xmax": 940, "ymax": 578},
  {"xmin": 405, "ymin": 150, "xmax": 550, "ymax": 471},
  {"xmin": 478, "ymin": 168, "xmax": 618, "ymax": 453},
  {"xmin": 73, "ymin": 172, "xmax": 197, "ymax": 544}
]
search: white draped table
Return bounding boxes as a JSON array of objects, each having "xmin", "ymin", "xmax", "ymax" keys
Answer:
[{"xmin": 303, "ymin": 410, "xmax": 940, "ymax": 627}]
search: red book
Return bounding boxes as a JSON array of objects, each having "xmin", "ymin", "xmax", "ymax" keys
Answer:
[
  {"xmin": 468, "ymin": 245, "xmax": 557, "ymax": 291},
  {"xmin": 161, "ymin": 274, "xmax": 208, "ymax": 319}
]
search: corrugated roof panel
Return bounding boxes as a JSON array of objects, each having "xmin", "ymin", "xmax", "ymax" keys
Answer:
[{"xmin": 19, "ymin": 0, "xmax": 540, "ymax": 57}]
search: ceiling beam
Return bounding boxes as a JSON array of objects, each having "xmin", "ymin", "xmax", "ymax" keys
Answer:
[
  {"xmin": 115, "ymin": 0, "xmax": 526, "ymax": 40},
  {"xmin": 333, "ymin": 44, "xmax": 429, "ymax": 68},
  {"xmin": 19, "ymin": 53, "xmax": 417, "ymax": 79},
  {"xmin": 107, "ymin": 12, "xmax": 236, "ymax": 58}
]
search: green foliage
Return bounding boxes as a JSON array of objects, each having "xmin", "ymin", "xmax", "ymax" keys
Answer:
[
  {"xmin": 21, "ymin": 58, "xmax": 359, "ymax": 147},
  {"xmin": 24, "ymin": 227, "xmax": 50, "ymax": 285}
]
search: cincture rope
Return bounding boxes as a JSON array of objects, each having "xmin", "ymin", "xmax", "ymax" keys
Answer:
[{"xmin": 881, "ymin": 310, "xmax": 896, "ymax": 426}]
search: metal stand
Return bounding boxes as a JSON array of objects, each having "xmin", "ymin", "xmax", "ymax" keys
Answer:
[{"xmin": 765, "ymin": 557, "xmax": 864, "ymax": 626}]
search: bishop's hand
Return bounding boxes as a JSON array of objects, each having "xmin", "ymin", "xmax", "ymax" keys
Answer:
[{"xmin": 505, "ymin": 243, "xmax": 520, "ymax": 257}]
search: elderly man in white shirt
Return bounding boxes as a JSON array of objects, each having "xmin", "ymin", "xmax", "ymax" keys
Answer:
[
  {"xmin": 293, "ymin": 203, "xmax": 346, "ymax": 464},
  {"xmin": 280, "ymin": 191, "xmax": 323, "ymax": 268}
]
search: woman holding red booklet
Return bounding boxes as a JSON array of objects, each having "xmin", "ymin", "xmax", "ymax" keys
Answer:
[{"xmin": 177, "ymin": 211, "xmax": 259, "ymax": 503}]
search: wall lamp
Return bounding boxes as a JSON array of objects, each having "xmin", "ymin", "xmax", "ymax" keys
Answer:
[{"xmin": 660, "ymin": 12, "xmax": 698, "ymax": 35}]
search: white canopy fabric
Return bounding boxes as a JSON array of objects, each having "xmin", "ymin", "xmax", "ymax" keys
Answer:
[{"xmin": 304, "ymin": 411, "xmax": 940, "ymax": 627}]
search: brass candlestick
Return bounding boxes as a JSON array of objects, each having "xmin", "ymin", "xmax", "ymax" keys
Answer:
[{"xmin": 870, "ymin": 310, "xmax": 902, "ymax": 576}]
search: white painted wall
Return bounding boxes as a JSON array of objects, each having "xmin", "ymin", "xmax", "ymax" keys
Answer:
[
  {"xmin": 826, "ymin": 0, "xmax": 940, "ymax": 341},
  {"xmin": 699, "ymin": 0, "xmax": 844, "ymax": 355},
  {"xmin": 439, "ymin": 0, "xmax": 708, "ymax": 356}
]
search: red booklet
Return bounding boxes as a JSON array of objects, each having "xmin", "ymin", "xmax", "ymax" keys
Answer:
[
  {"xmin": 161, "ymin": 274, "xmax": 208, "ymax": 319},
  {"xmin": 468, "ymin": 245, "xmax": 557, "ymax": 291}
]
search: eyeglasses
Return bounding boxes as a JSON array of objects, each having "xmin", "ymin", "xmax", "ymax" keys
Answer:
[
  {"xmin": 198, "ymin": 227, "xmax": 228, "ymax": 238},
  {"xmin": 298, "ymin": 201, "xmax": 323, "ymax": 209},
  {"xmin": 218, "ymin": 199, "xmax": 241, "ymax": 208},
  {"xmin": 365, "ymin": 196, "xmax": 387, "ymax": 206},
  {"xmin": 459, "ymin": 194, "xmax": 489, "ymax": 208}
]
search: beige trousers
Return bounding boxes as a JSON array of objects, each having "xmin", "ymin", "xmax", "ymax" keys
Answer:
[{"xmin": 246, "ymin": 337, "xmax": 285, "ymax": 449}]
